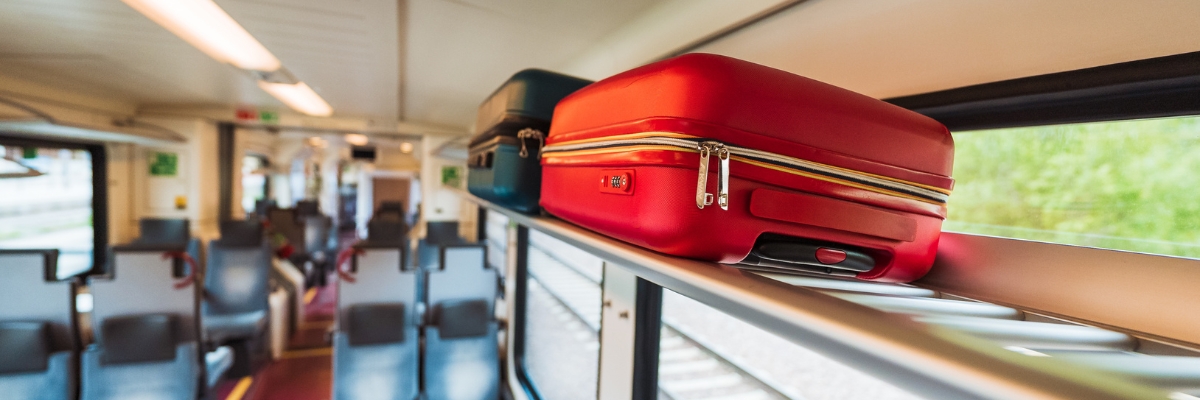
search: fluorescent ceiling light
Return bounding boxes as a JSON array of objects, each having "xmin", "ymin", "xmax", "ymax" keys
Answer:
[
  {"xmin": 122, "ymin": 0, "xmax": 281, "ymax": 71},
  {"xmin": 258, "ymin": 81, "xmax": 333, "ymax": 117},
  {"xmin": 344, "ymin": 134, "xmax": 369, "ymax": 146}
]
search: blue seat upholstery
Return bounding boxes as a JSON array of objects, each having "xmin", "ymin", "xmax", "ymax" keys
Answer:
[
  {"xmin": 85, "ymin": 248, "xmax": 201, "ymax": 400},
  {"xmin": 202, "ymin": 241, "xmax": 271, "ymax": 344},
  {"xmin": 332, "ymin": 241, "xmax": 419, "ymax": 400},
  {"xmin": 0, "ymin": 350, "xmax": 72, "ymax": 400},
  {"xmin": 81, "ymin": 343, "xmax": 198, "ymax": 400},
  {"xmin": 0, "ymin": 250, "xmax": 77, "ymax": 400},
  {"xmin": 423, "ymin": 245, "xmax": 500, "ymax": 400}
]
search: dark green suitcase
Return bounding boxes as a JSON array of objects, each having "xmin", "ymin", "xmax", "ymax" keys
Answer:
[{"xmin": 467, "ymin": 69, "xmax": 592, "ymax": 213}]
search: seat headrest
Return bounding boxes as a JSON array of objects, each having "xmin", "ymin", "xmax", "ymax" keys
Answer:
[
  {"xmin": 377, "ymin": 201, "xmax": 404, "ymax": 216},
  {"xmin": 366, "ymin": 220, "xmax": 408, "ymax": 245},
  {"xmin": 432, "ymin": 299, "xmax": 491, "ymax": 339},
  {"xmin": 0, "ymin": 321, "xmax": 51, "ymax": 374},
  {"xmin": 100, "ymin": 314, "xmax": 178, "ymax": 365},
  {"xmin": 137, "ymin": 218, "xmax": 190, "ymax": 246},
  {"xmin": 347, "ymin": 303, "xmax": 405, "ymax": 346},
  {"xmin": 295, "ymin": 200, "xmax": 319, "ymax": 216},
  {"xmin": 217, "ymin": 219, "xmax": 264, "ymax": 247}
]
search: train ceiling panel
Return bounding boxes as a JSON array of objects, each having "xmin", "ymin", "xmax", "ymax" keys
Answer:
[
  {"xmin": 218, "ymin": 0, "xmax": 400, "ymax": 120},
  {"xmin": 696, "ymin": 0, "xmax": 1200, "ymax": 99},
  {"xmin": 0, "ymin": 0, "xmax": 256, "ymax": 109},
  {"xmin": 0, "ymin": 0, "xmax": 399, "ymax": 120},
  {"xmin": 402, "ymin": 0, "xmax": 666, "ymax": 128}
]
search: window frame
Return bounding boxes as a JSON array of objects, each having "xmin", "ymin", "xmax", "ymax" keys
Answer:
[
  {"xmin": 887, "ymin": 50, "xmax": 1200, "ymax": 132},
  {"xmin": 0, "ymin": 134, "xmax": 107, "ymax": 278}
]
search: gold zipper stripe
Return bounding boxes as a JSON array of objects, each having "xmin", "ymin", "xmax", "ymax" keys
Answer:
[
  {"xmin": 549, "ymin": 131, "xmax": 699, "ymax": 147},
  {"xmin": 549, "ymin": 132, "xmax": 951, "ymax": 194},
  {"xmin": 731, "ymin": 156, "xmax": 941, "ymax": 205},
  {"xmin": 540, "ymin": 145, "xmax": 699, "ymax": 159},
  {"xmin": 543, "ymin": 145, "xmax": 942, "ymax": 205}
]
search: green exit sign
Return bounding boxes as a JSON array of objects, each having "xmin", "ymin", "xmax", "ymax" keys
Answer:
[{"xmin": 260, "ymin": 111, "xmax": 279, "ymax": 124}]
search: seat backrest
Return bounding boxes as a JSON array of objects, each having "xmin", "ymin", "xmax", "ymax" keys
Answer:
[
  {"xmin": 217, "ymin": 219, "xmax": 264, "ymax": 247},
  {"xmin": 376, "ymin": 201, "xmax": 404, "ymax": 219},
  {"xmin": 337, "ymin": 245, "xmax": 417, "ymax": 331},
  {"xmin": 332, "ymin": 244, "xmax": 420, "ymax": 400},
  {"xmin": 203, "ymin": 242, "xmax": 271, "ymax": 315},
  {"xmin": 425, "ymin": 221, "xmax": 467, "ymax": 246},
  {"xmin": 268, "ymin": 208, "xmax": 305, "ymax": 253},
  {"xmin": 136, "ymin": 218, "xmax": 190, "ymax": 247},
  {"xmin": 0, "ymin": 250, "xmax": 76, "ymax": 353},
  {"xmin": 425, "ymin": 245, "xmax": 495, "ymax": 309},
  {"xmin": 367, "ymin": 219, "xmax": 408, "ymax": 245},
  {"xmin": 295, "ymin": 200, "xmax": 319, "ymax": 217},
  {"xmin": 422, "ymin": 245, "xmax": 499, "ymax": 400},
  {"xmin": 91, "ymin": 248, "xmax": 197, "ymax": 344},
  {"xmin": 303, "ymin": 215, "xmax": 332, "ymax": 251}
]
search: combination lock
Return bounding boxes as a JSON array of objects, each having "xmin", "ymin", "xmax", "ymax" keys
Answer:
[{"xmin": 599, "ymin": 169, "xmax": 634, "ymax": 195}]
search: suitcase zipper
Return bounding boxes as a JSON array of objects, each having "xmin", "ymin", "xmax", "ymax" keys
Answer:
[
  {"xmin": 541, "ymin": 134, "xmax": 951, "ymax": 207},
  {"xmin": 696, "ymin": 141, "xmax": 730, "ymax": 210},
  {"xmin": 517, "ymin": 128, "xmax": 544, "ymax": 158}
]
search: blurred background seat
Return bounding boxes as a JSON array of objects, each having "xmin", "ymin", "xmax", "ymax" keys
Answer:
[
  {"xmin": 0, "ymin": 250, "xmax": 76, "ymax": 400},
  {"xmin": 332, "ymin": 222, "xmax": 420, "ymax": 400}
]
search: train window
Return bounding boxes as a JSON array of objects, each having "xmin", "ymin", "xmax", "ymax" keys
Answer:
[
  {"xmin": 484, "ymin": 210, "xmax": 508, "ymax": 271},
  {"xmin": 241, "ymin": 154, "xmax": 268, "ymax": 214},
  {"xmin": 522, "ymin": 231, "xmax": 604, "ymax": 399},
  {"xmin": 947, "ymin": 116, "xmax": 1200, "ymax": 258},
  {"xmin": 658, "ymin": 289, "xmax": 918, "ymax": 400},
  {"xmin": 0, "ymin": 142, "xmax": 97, "ymax": 278}
]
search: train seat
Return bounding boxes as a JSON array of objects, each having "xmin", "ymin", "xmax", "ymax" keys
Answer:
[
  {"xmin": 423, "ymin": 245, "xmax": 500, "ymax": 400},
  {"xmin": 84, "ymin": 246, "xmax": 201, "ymax": 400},
  {"xmin": 133, "ymin": 218, "xmax": 190, "ymax": 247},
  {"xmin": 368, "ymin": 202, "xmax": 409, "ymax": 243},
  {"xmin": 332, "ymin": 221, "xmax": 420, "ymax": 400},
  {"xmin": 202, "ymin": 221, "xmax": 272, "ymax": 375},
  {"xmin": 303, "ymin": 214, "xmax": 337, "ymax": 286},
  {"xmin": 0, "ymin": 250, "xmax": 76, "ymax": 400}
]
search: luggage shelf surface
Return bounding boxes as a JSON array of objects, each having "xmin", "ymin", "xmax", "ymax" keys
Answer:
[{"xmin": 452, "ymin": 186, "xmax": 1200, "ymax": 400}]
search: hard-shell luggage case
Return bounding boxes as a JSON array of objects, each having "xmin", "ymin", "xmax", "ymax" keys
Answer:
[
  {"xmin": 538, "ymin": 54, "xmax": 954, "ymax": 282},
  {"xmin": 468, "ymin": 69, "xmax": 592, "ymax": 213}
]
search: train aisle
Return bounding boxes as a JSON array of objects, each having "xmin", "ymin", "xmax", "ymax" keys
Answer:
[{"xmin": 216, "ymin": 278, "xmax": 338, "ymax": 400}]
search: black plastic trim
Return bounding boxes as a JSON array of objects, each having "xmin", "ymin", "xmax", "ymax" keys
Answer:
[
  {"xmin": 886, "ymin": 51, "xmax": 1200, "ymax": 131},
  {"xmin": 511, "ymin": 225, "xmax": 544, "ymax": 400},
  {"xmin": 217, "ymin": 122, "xmax": 235, "ymax": 222},
  {"xmin": 632, "ymin": 278, "xmax": 663, "ymax": 400}
]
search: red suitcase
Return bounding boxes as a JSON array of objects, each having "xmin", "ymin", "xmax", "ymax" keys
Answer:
[{"xmin": 538, "ymin": 54, "xmax": 953, "ymax": 282}]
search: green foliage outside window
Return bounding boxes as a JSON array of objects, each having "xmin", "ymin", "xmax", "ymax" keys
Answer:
[{"xmin": 946, "ymin": 116, "xmax": 1200, "ymax": 258}]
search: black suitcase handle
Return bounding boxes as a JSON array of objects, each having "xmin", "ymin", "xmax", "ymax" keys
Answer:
[{"xmin": 741, "ymin": 241, "xmax": 875, "ymax": 276}]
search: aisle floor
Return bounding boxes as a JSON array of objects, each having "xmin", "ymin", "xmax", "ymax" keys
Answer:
[{"xmin": 217, "ymin": 278, "xmax": 337, "ymax": 400}]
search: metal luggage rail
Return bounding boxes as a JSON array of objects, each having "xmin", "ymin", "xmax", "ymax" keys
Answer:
[{"xmin": 454, "ymin": 187, "xmax": 1200, "ymax": 400}]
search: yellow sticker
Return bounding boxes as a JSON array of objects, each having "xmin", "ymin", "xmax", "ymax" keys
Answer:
[{"xmin": 174, "ymin": 195, "xmax": 187, "ymax": 210}]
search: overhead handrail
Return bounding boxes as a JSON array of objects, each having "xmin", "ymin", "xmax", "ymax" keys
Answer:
[
  {"xmin": 335, "ymin": 246, "xmax": 364, "ymax": 284},
  {"xmin": 162, "ymin": 251, "xmax": 197, "ymax": 290}
]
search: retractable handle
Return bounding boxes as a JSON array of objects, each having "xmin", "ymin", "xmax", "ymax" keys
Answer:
[
  {"xmin": 744, "ymin": 241, "xmax": 876, "ymax": 275},
  {"xmin": 161, "ymin": 251, "xmax": 197, "ymax": 289},
  {"xmin": 335, "ymin": 246, "xmax": 365, "ymax": 283}
]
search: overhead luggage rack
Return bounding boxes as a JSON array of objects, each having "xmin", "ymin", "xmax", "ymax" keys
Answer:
[{"xmin": 451, "ymin": 187, "xmax": 1200, "ymax": 400}]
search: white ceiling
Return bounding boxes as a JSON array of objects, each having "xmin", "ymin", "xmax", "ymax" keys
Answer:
[
  {"xmin": 0, "ymin": 0, "xmax": 1198, "ymax": 133},
  {"xmin": 401, "ymin": 0, "xmax": 666, "ymax": 128},
  {"xmin": 0, "ymin": 0, "xmax": 399, "ymax": 120}
]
